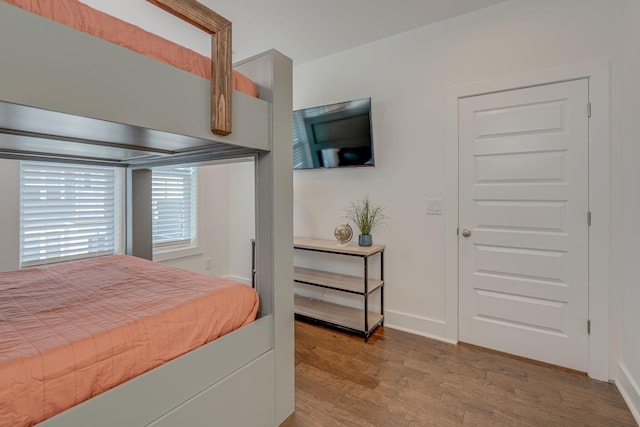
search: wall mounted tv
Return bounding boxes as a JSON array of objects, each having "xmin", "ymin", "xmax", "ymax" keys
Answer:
[{"xmin": 293, "ymin": 97, "xmax": 374, "ymax": 170}]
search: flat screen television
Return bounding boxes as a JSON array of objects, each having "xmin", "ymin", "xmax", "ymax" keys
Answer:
[{"xmin": 293, "ymin": 97, "xmax": 374, "ymax": 170}]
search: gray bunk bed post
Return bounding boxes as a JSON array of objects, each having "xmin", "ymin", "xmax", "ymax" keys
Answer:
[
  {"xmin": 236, "ymin": 50, "xmax": 295, "ymax": 424},
  {"xmin": 0, "ymin": 2, "xmax": 294, "ymax": 426},
  {"xmin": 127, "ymin": 169, "xmax": 153, "ymax": 260}
]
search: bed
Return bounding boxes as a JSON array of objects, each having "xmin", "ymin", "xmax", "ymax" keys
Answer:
[
  {"xmin": 0, "ymin": 0, "xmax": 294, "ymax": 426},
  {"xmin": 0, "ymin": 255, "xmax": 259, "ymax": 426}
]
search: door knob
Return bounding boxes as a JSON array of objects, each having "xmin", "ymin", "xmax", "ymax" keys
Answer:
[{"xmin": 461, "ymin": 229, "xmax": 472, "ymax": 237}]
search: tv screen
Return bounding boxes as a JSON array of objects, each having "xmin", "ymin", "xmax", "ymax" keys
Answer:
[{"xmin": 293, "ymin": 98, "xmax": 374, "ymax": 170}]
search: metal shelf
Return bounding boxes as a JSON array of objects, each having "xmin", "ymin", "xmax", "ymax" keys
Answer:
[
  {"xmin": 294, "ymin": 295, "xmax": 383, "ymax": 336},
  {"xmin": 293, "ymin": 237, "xmax": 385, "ymax": 341},
  {"xmin": 294, "ymin": 266, "xmax": 383, "ymax": 295}
]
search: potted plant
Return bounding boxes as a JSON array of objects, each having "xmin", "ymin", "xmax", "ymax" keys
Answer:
[{"xmin": 345, "ymin": 195, "xmax": 386, "ymax": 247}]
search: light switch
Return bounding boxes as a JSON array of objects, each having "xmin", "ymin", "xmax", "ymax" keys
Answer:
[{"xmin": 426, "ymin": 199, "xmax": 443, "ymax": 215}]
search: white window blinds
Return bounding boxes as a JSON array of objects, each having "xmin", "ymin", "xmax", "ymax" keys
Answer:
[
  {"xmin": 20, "ymin": 162, "xmax": 121, "ymax": 266},
  {"xmin": 152, "ymin": 167, "xmax": 197, "ymax": 248}
]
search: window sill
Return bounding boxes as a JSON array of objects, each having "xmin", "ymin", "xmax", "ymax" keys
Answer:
[{"xmin": 153, "ymin": 246, "xmax": 202, "ymax": 262}]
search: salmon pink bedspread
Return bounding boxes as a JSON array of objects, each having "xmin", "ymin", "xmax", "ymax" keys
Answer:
[
  {"xmin": 3, "ymin": 0, "xmax": 260, "ymax": 97},
  {"xmin": 0, "ymin": 255, "xmax": 259, "ymax": 427}
]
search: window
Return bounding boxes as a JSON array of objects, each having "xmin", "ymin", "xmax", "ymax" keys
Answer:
[
  {"xmin": 20, "ymin": 161, "xmax": 121, "ymax": 267},
  {"xmin": 152, "ymin": 167, "xmax": 197, "ymax": 251},
  {"xmin": 292, "ymin": 109, "xmax": 313, "ymax": 169}
]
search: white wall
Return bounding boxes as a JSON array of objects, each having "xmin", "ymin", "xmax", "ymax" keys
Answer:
[
  {"xmin": 156, "ymin": 162, "xmax": 255, "ymax": 282},
  {"xmin": 617, "ymin": 0, "xmax": 640, "ymax": 420},
  {"xmin": 159, "ymin": 163, "xmax": 233, "ymax": 277},
  {"xmin": 294, "ymin": 0, "xmax": 625, "ymax": 346},
  {"xmin": 293, "ymin": 0, "xmax": 639, "ymax": 417},
  {"xmin": 227, "ymin": 160, "xmax": 256, "ymax": 284},
  {"xmin": 162, "ymin": 161, "xmax": 255, "ymax": 284}
]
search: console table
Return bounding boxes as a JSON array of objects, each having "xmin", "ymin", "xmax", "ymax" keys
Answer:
[{"xmin": 293, "ymin": 237, "xmax": 384, "ymax": 341}]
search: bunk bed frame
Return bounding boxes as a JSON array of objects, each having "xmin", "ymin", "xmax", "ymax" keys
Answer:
[{"xmin": 0, "ymin": 2, "xmax": 294, "ymax": 426}]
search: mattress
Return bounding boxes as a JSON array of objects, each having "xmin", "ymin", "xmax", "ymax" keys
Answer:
[
  {"xmin": 0, "ymin": 255, "xmax": 259, "ymax": 427},
  {"xmin": 3, "ymin": 0, "xmax": 260, "ymax": 97}
]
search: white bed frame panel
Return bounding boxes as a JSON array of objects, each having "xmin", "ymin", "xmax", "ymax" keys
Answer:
[
  {"xmin": 149, "ymin": 351, "xmax": 276, "ymax": 427},
  {"xmin": 0, "ymin": 2, "xmax": 294, "ymax": 425},
  {"xmin": 39, "ymin": 316, "xmax": 273, "ymax": 426}
]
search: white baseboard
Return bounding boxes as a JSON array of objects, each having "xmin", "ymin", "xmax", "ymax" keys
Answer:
[
  {"xmin": 384, "ymin": 310, "xmax": 456, "ymax": 345},
  {"xmin": 617, "ymin": 363, "xmax": 640, "ymax": 425}
]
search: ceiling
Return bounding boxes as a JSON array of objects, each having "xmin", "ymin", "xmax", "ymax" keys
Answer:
[{"xmin": 202, "ymin": 0, "xmax": 509, "ymax": 65}]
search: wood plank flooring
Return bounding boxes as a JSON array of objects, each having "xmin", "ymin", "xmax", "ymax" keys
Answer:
[{"xmin": 281, "ymin": 321, "xmax": 637, "ymax": 427}]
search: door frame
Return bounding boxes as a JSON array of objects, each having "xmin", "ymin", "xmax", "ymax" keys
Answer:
[{"xmin": 444, "ymin": 60, "xmax": 611, "ymax": 381}]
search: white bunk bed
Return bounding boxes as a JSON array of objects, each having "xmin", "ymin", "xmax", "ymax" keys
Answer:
[{"xmin": 0, "ymin": 2, "xmax": 294, "ymax": 426}]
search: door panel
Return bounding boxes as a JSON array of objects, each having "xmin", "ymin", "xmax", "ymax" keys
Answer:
[
  {"xmin": 458, "ymin": 79, "xmax": 589, "ymax": 371},
  {"xmin": 476, "ymin": 200, "xmax": 567, "ymax": 232},
  {"xmin": 475, "ymin": 150, "xmax": 567, "ymax": 183},
  {"xmin": 474, "ymin": 99, "xmax": 567, "ymax": 137}
]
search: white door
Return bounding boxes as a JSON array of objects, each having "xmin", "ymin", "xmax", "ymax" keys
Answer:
[{"xmin": 458, "ymin": 79, "xmax": 589, "ymax": 371}]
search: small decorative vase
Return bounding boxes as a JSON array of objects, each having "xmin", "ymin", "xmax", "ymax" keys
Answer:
[{"xmin": 358, "ymin": 234, "xmax": 372, "ymax": 247}]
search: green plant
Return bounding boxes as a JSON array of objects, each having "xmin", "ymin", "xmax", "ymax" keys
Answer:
[{"xmin": 345, "ymin": 195, "xmax": 386, "ymax": 236}]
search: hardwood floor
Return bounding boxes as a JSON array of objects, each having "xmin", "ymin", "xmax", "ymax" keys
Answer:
[{"xmin": 281, "ymin": 321, "xmax": 637, "ymax": 427}]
